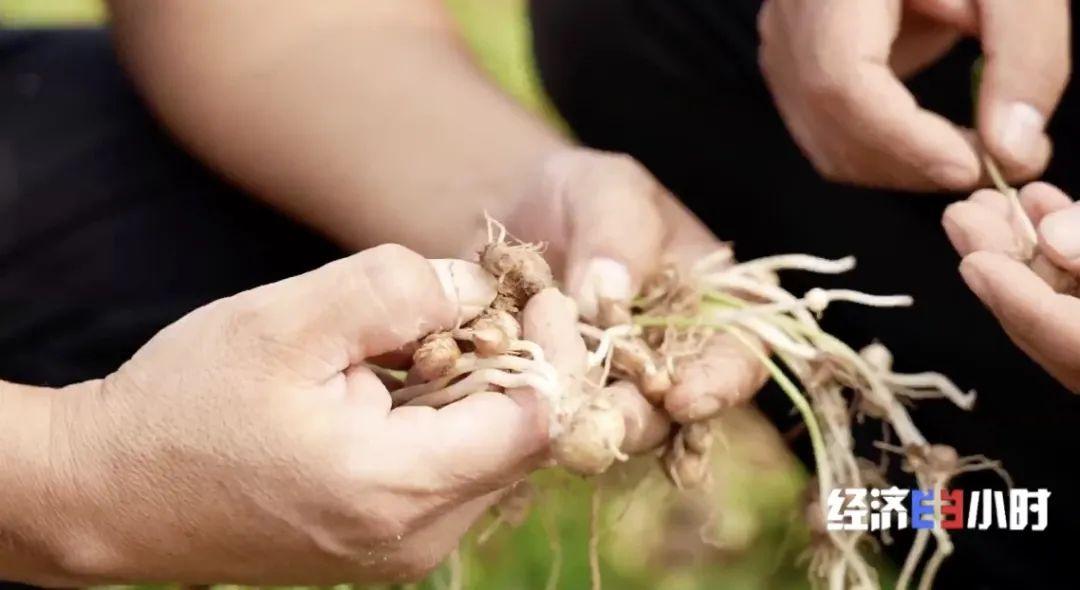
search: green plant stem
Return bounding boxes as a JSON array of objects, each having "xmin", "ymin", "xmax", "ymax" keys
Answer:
[{"xmin": 724, "ymin": 328, "xmax": 833, "ymax": 498}]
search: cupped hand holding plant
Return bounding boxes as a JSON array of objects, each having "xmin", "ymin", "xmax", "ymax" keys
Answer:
[
  {"xmin": 944, "ymin": 181, "xmax": 1080, "ymax": 391},
  {"xmin": 4, "ymin": 245, "xmax": 577, "ymax": 586}
]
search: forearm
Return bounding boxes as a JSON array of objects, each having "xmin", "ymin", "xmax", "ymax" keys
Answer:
[
  {"xmin": 0, "ymin": 380, "xmax": 100, "ymax": 586},
  {"xmin": 107, "ymin": 0, "xmax": 567, "ymax": 256}
]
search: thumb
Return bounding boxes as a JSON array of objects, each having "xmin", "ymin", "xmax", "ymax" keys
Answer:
[
  {"xmin": 975, "ymin": 0, "xmax": 1070, "ymax": 180},
  {"xmin": 558, "ymin": 153, "xmax": 665, "ymax": 320},
  {"xmin": 237, "ymin": 245, "xmax": 496, "ymax": 377}
]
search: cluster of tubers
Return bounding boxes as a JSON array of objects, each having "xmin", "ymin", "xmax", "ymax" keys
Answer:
[{"xmin": 384, "ymin": 220, "xmax": 1002, "ymax": 590}]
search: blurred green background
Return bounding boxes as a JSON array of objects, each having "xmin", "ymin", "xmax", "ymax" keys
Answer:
[{"xmin": 0, "ymin": 1, "xmax": 813, "ymax": 588}]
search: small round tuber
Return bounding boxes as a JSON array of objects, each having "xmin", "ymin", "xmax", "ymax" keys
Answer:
[
  {"xmin": 479, "ymin": 241, "xmax": 554, "ymax": 310},
  {"xmin": 470, "ymin": 309, "xmax": 521, "ymax": 357},
  {"xmin": 682, "ymin": 422, "xmax": 714, "ymax": 455},
  {"xmin": 552, "ymin": 395, "xmax": 628, "ymax": 476},
  {"xmin": 412, "ymin": 332, "xmax": 462, "ymax": 382}
]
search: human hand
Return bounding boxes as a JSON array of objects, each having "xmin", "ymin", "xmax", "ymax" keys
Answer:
[
  {"xmin": 36, "ymin": 245, "xmax": 560, "ymax": 586},
  {"xmin": 502, "ymin": 148, "xmax": 767, "ymax": 430},
  {"xmin": 943, "ymin": 182, "xmax": 1080, "ymax": 391},
  {"xmin": 758, "ymin": 0, "xmax": 1070, "ymax": 190}
]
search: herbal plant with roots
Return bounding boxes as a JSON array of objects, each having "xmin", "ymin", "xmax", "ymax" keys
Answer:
[
  {"xmin": 578, "ymin": 243, "xmax": 1011, "ymax": 590},
  {"xmin": 389, "ymin": 219, "xmax": 631, "ymax": 479},
  {"xmin": 380, "ymin": 216, "xmax": 1005, "ymax": 590}
]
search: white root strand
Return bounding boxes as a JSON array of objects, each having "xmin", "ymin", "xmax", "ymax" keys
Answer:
[
  {"xmin": 698, "ymin": 288, "xmax": 911, "ymax": 327},
  {"xmin": 725, "ymin": 254, "xmax": 856, "ymax": 277},
  {"xmin": 734, "ymin": 316, "xmax": 819, "ymax": 360},
  {"xmin": 577, "ymin": 323, "xmax": 659, "ymax": 375},
  {"xmin": 690, "ymin": 247, "xmax": 735, "ymax": 275},
  {"xmin": 803, "ymin": 288, "xmax": 913, "ymax": 313},
  {"xmin": 698, "ymin": 273, "xmax": 822, "ymax": 331},
  {"xmin": 882, "ymin": 372, "xmax": 975, "ymax": 410},
  {"xmin": 403, "ymin": 367, "xmax": 552, "ymax": 407},
  {"xmin": 577, "ymin": 323, "xmax": 637, "ymax": 368},
  {"xmin": 392, "ymin": 352, "xmax": 557, "ymax": 405},
  {"xmin": 403, "ymin": 365, "xmax": 544, "ymax": 406}
]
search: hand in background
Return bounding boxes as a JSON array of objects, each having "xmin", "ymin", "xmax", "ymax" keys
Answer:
[
  {"xmin": 33, "ymin": 245, "xmax": 564, "ymax": 586},
  {"xmin": 758, "ymin": 0, "xmax": 1070, "ymax": 190},
  {"xmin": 504, "ymin": 148, "xmax": 768, "ymax": 428},
  {"xmin": 943, "ymin": 182, "xmax": 1080, "ymax": 391}
]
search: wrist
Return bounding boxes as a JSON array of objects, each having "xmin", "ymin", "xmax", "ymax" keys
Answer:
[{"xmin": 0, "ymin": 379, "xmax": 114, "ymax": 586}]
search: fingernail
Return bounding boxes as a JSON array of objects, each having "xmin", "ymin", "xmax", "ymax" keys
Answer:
[
  {"xmin": 574, "ymin": 257, "xmax": 632, "ymax": 319},
  {"xmin": 996, "ymin": 102, "xmax": 1046, "ymax": 164},
  {"xmin": 1040, "ymin": 206, "xmax": 1080, "ymax": 261},
  {"xmin": 429, "ymin": 259, "xmax": 498, "ymax": 322}
]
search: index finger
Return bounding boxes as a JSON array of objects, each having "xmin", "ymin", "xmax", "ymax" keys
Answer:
[
  {"xmin": 817, "ymin": 0, "xmax": 982, "ymax": 189},
  {"xmin": 960, "ymin": 251, "xmax": 1080, "ymax": 390}
]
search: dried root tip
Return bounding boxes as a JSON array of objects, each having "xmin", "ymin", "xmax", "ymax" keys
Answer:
[
  {"xmin": 483, "ymin": 309, "xmax": 523, "ymax": 340},
  {"xmin": 859, "ymin": 342, "xmax": 894, "ymax": 372},
  {"xmin": 683, "ymin": 422, "xmax": 714, "ymax": 455},
  {"xmin": 472, "ymin": 327, "xmax": 509, "ymax": 357},
  {"xmin": 804, "ymin": 500, "xmax": 828, "ymax": 542},
  {"xmin": 497, "ymin": 481, "xmax": 535, "ymax": 528},
  {"xmin": 412, "ymin": 332, "xmax": 461, "ymax": 382},
  {"xmin": 596, "ymin": 297, "xmax": 633, "ymax": 329},
  {"xmin": 552, "ymin": 395, "xmax": 628, "ymax": 476},
  {"xmin": 609, "ymin": 336, "xmax": 671, "ymax": 404},
  {"xmin": 664, "ymin": 444, "xmax": 709, "ymax": 490},
  {"xmin": 480, "ymin": 241, "xmax": 554, "ymax": 310},
  {"xmin": 467, "ymin": 309, "xmax": 521, "ymax": 357},
  {"xmin": 639, "ymin": 366, "xmax": 673, "ymax": 405},
  {"xmin": 902, "ymin": 443, "xmax": 961, "ymax": 477},
  {"xmin": 640, "ymin": 266, "xmax": 679, "ymax": 303},
  {"xmin": 799, "ymin": 478, "xmax": 829, "ymax": 540},
  {"xmin": 925, "ymin": 444, "xmax": 960, "ymax": 472},
  {"xmin": 663, "ymin": 426, "xmax": 710, "ymax": 490},
  {"xmin": 856, "ymin": 395, "xmax": 888, "ymax": 420}
]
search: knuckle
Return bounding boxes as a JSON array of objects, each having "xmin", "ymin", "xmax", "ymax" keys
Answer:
[
  {"xmin": 355, "ymin": 244, "xmax": 447, "ymax": 316},
  {"xmin": 590, "ymin": 155, "xmax": 666, "ymax": 212},
  {"xmin": 218, "ymin": 293, "xmax": 274, "ymax": 340},
  {"xmin": 802, "ymin": 70, "xmax": 851, "ymax": 108},
  {"xmin": 365, "ymin": 242, "xmax": 425, "ymax": 271}
]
